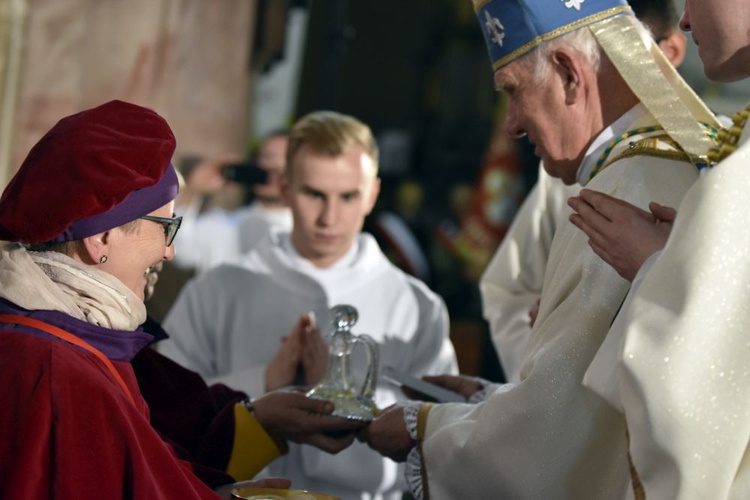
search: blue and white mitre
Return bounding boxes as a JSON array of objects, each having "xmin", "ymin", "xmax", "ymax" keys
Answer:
[
  {"xmin": 471, "ymin": 0, "xmax": 719, "ymax": 163},
  {"xmin": 472, "ymin": 0, "xmax": 631, "ymax": 70}
]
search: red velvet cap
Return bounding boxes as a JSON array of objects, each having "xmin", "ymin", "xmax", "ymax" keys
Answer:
[{"xmin": 0, "ymin": 100, "xmax": 178, "ymax": 243}]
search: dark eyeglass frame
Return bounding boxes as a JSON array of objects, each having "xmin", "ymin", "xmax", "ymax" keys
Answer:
[{"xmin": 140, "ymin": 215, "xmax": 182, "ymax": 246}]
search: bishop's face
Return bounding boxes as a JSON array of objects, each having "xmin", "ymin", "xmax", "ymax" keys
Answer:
[
  {"xmin": 680, "ymin": 0, "xmax": 750, "ymax": 82},
  {"xmin": 494, "ymin": 57, "xmax": 591, "ymax": 185}
]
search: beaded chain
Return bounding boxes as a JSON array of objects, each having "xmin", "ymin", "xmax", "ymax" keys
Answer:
[
  {"xmin": 588, "ymin": 123, "xmax": 720, "ymax": 181},
  {"xmin": 588, "ymin": 125, "xmax": 663, "ymax": 181},
  {"xmin": 707, "ymin": 103, "xmax": 750, "ymax": 165}
]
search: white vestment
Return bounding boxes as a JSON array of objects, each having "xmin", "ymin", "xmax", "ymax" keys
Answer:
[
  {"xmin": 172, "ymin": 200, "xmax": 293, "ymax": 273},
  {"xmin": 160, "ymin": 232, "xmax": 457, "ymax": 500},
  {"xmin": 585, "ymin": 115, "xmax": 750, "ymax": 499},
  {"xmin": 413, "ymin": 104, "xmax": 701, "ymax": 499},
  {"xmin": 480, "ymin": 164, "xmax": 579, "ymax": 382}
]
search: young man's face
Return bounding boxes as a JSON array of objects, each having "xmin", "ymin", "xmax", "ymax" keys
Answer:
[
  {"xmin": 284, "ymin": 143, "xmax": 380, "ymax": 268},
  {"xmin": 681, "ymin": 0, "xmax": 750, "ymax": 82}
]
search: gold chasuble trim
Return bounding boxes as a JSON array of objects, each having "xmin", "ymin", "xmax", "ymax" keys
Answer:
[
  {"xmin": 226, "ymin": 403, "xmax": 287, "ymax": 480},
  {"xmin": 417, "ymin": 403, "xmax": 434, "ymax": 500},
  {"xmin": 708, "ymin": 103, "xmax": 750, "ymax": 164},
  {"xmin": 604, "ymin": 141, "xmax": 693, "ymax": 169},
  {"xmin": 626, "ymin": 428, "xmax": 646, "ymax": 500},
  {"xmin": 591, "ymin": 15, "xmax": 719, "ymax": 163}
]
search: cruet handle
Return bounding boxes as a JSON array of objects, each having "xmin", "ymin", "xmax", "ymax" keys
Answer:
[{"xmin": 352, "ymin": 333, "xmax": 379, "ymax": 405}]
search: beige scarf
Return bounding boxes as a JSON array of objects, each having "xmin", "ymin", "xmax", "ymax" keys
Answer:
[{"xmin": 0, "ymin": 244, "xmax": 146, "ymax": 331}]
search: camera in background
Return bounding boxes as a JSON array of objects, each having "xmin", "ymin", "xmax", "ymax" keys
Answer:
[{"xmin": 221, "ymin": 162, "xmax": 269, "ymax": 186}]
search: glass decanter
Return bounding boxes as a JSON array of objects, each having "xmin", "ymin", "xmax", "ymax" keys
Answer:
[{"xmin": 306, "ymin": 304, "xmax": 379, "ymax": 421}]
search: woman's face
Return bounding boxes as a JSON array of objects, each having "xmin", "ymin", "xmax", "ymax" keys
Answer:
[{"xmin": 99, "ymin": 201, "xmax": 177, "ymax": 301}]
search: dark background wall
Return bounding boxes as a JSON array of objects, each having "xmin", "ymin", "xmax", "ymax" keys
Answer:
[{"xmin": 294, "ymin": 1, "xmax": 518, "ymax": 381}]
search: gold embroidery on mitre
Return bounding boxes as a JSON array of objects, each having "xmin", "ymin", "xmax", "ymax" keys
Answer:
[{"xmin": 489, "ymin": 6, "xmax": 632, "ymax": 71}]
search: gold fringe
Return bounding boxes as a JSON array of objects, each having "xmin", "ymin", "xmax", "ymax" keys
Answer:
[
  {"xmin": 602, "ymin": 141, "xmax": 692, "ymax": 170},
  {"xmin": 592, "ymin": 15, "xmax": 719, "ymax": 162},
  {"xmin": 417, "ymin": 403, "xmax": 434, "ymax": 500},
  {"xmin": 626, "ymin": 428, "xmax": 646, "ymax": 500}
]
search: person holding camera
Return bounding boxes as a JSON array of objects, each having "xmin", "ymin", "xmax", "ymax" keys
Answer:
[{"xmin": 171, "ymin": 130, "xmax": 293, "ymax": 274}]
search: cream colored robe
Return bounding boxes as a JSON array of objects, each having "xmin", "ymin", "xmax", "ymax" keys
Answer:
[
  {"xmin": 416, "ymin": 107, "xmax": 701, "ymax": 499},
  {"xmin": 480, "ymin": 164, "xmax": 579, "ymax": 382},
  {"xmin": 586, "ymin": 116, "xmax": 750, "ymax": 499}
]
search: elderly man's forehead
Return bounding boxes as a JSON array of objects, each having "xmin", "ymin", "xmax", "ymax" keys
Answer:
[{"xmin": 493, "ymin": 60, "xmax": 525, "ymax": 90}]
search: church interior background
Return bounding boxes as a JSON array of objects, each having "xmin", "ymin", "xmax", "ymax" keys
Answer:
[{"xmin": 1, "ymin": 0, "xmax": 747, "ymax": 382}]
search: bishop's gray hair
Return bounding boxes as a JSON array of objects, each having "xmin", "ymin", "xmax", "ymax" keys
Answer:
[
  {"xmin": 519, "ymin": 27, "xmax": 602, "ymax": 81},
  {"xmin": 519, "ymin": 16, "xmax": 653, "ymax": 82}
]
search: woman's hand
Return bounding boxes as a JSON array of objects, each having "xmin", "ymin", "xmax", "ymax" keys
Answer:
[{"xmin": 253, "ymin": 390, "xmax": 365, "ymax": 453}]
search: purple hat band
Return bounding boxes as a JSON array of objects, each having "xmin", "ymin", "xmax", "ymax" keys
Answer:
[{"xmin": 50, "ymin": 163, "xmax": 179, "ymax": 242}]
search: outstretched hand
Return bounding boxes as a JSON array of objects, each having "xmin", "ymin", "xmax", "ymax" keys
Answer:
[
  {"xmin": 253, "ymin": 390, "xmax": 365, "ymax": 453},
  {"xmin": 357, "ymin": 405, "xmax": 415, "ymax": 462},
  {"xmin": 417, "ymin": 374, "xmax": 482, "ymax": 400},
  {"xmin": 568, "ymin": 189, "xmax": 676, "ymax": 281},
  {"xmin": 185, "ymin": 158, "xmax": 230, "ymax": 194},
  {"xmin": 176, "ymin": 156, "xmax": 244, "ymax": 211}
]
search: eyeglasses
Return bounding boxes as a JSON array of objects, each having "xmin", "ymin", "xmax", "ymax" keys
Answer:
[{"xmin": 140, "ymin": 215, "xmax": 182, "ymax": 246}]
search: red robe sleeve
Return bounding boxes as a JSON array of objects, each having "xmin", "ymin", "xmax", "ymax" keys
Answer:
[
  {"xmin": 0, "ymin": 331, "xmax": 219, "ymax": 499},
  {"xmin": 132, "ymin": 345, "xmax": 245, "ymax": 487}
]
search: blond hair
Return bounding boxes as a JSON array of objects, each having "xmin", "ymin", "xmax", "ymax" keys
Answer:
[{"xmin": 286, "ymin": 111, "xmax": 379, "ymax": 177}]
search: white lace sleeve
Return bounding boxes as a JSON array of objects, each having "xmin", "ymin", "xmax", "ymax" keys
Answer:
[
  {"xmin": 403, "ymin": 401, "xmax": 425, "ymax": 500},
  {"xmin": 402, "ymin": 380, "xmax": 510, "ymax": 499}
]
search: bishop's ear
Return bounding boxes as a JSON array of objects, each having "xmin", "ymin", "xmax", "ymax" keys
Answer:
[{"xmin": 551, "ymin": 49, "xmax": 584, "ymax": 105}]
